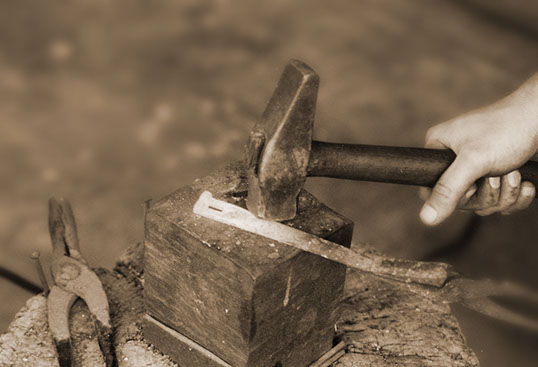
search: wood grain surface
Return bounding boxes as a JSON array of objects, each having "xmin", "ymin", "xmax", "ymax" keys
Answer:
[{"xmin": 143, "ymin": 162, "xmax": 353, "ymax": 366}]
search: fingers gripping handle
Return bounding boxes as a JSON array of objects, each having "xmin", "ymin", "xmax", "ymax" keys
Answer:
[{"xmin": 307, "ymin": 141, "xmax": 538, "ymax": 188}]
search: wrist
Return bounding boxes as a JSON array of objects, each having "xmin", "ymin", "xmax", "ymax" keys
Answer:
[{"xmin": 518, "ymin": 74, "xmax": 538, "ymax": 149}]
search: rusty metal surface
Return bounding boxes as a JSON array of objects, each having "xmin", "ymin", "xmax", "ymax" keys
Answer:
[
  {"xmin": 246, "ymin": 59, "xmax": 319, "ymax": 221},
  {"xmin": 196, "ymin": 190, "xmax": 450, "ymax": 287},
  {"xmin": 197, "ymin": 190, "xmax": 538, "ymax": 332}
]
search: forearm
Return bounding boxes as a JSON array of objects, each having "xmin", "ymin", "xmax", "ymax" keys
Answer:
[
  {"xmin": 510, "ymin": 73, "xmax": 538, "ymax": 148},
  {"xmin": 526, "ymin": 74, "xmax": 538, "ymax": 147}
]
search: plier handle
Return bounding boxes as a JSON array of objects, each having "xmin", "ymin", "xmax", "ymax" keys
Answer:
[
  {"xmin": 436, "ymin": 276, "xmax": 538, "ymax": 332},
  {"xmin": 404, "ymin": 269, "xmax": 538, "ymax": 333},
  {"xmin": 47, "ymin": 198, "xmax": 117, "ymax": 367}
]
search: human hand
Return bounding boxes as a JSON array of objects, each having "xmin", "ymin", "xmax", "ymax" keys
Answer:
[{"xmin": 420, "ymin": 74, "xmax": 538, "ymax": 225}]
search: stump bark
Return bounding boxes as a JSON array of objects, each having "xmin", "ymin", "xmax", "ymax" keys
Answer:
[{"xmin": 336, "ymin": 267, "xmax": 479, "ymax": 366}]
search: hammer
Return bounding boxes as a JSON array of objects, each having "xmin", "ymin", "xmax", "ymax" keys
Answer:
[{"xmin": 246, "ymin": 59, "xmax": 538, "ymax": 221}]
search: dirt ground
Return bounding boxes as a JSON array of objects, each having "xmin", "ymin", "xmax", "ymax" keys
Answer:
[{"xmin": 1, "ymin": 1, "xmax": 536, "ymax": 366}]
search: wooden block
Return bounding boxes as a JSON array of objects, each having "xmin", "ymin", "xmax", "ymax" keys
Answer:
[{"xmin": 143, "ymin": 162, "xmax": 353, "ymax": 367}]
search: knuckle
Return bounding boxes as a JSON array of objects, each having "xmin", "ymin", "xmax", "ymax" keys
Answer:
[
  {"xmin": 475, "ymin": 179, "xmax": 496, "ymax": 206},
  {"xmin": 431, "ymin": 181, "xmax": 455, "ymax": 202},
  {"xmin": 502, "ymin": 188, "xmax": 519, "ymax": 206},
  {"xmin": 430, "ymin": 181, "xmax": 460, "ymax": 214},
  {"xmin": 486, "ymin": 191, "xmax": 500, "ymax": 207},
  {"xmin": 425, "ymin": 126, "xmax": 448, "ymax": 148},
  {"xmin": 501, "ymin": 195, "xmax": 518, "ymax": 208},
  {"xmin": 504, "ymin": 184, "xmax": 534, "ymax": 213}
]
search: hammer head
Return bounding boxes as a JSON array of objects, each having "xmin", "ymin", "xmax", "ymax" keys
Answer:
[{"xmin": 246, "ymin": 60, "xmax": 319, "ymax": 221}]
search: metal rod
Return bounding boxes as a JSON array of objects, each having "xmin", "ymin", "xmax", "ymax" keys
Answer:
[{"xmin": 31, "ymin": 251, "xmax": 50, "ymax": 295}]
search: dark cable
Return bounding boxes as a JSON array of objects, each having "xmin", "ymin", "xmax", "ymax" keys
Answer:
[{"xmin": 0, "ymin": 266, "xmax": 43, "ymax": 294}]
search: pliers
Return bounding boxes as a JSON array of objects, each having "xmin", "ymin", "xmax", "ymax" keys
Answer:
[
  {"xmin": 47, "ymin": 197, "xmax": 117, "ymax": 367},
  {"xmin": 403, "ymin": 268, "xmax": 538, "ymax": 333}
]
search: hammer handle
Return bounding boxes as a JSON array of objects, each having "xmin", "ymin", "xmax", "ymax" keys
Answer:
[{"xmin": 308, "ymin": 141, "xmax": 538, "ymax": 187}]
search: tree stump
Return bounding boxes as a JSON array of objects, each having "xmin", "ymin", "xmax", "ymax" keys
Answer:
[
  {"xmin": 336, "ymin": 268, "xmax": 479, "ymax": 366},
  {"xmin": 0, "ymin": 240, "xmax": 479, "ymax": 366}
]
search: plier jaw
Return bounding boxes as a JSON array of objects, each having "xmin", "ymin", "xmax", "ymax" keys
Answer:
[
  {"xmin": 406, "ymin": 273, "xmax": 538, "ymax": 333},
  {"xmin": 47, "ymin": 197, "xmax": 117, "ymax": 367},
  {"xmin": 48, "ymin": 198, "xmax": 85, "ymax": 265},
  {"xmin": 441, "ymin": 277, "xmax": 538, "ymax": 333}
]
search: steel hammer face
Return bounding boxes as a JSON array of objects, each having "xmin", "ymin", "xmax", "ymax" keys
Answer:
[{"xmin": 246, "ymin": 60, "xmax": 319, "ymax": 221}]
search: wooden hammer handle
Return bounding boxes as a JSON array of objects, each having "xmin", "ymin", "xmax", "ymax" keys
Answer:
[{"xmin": 308, "ymin": 141, "xmax": 538, "ymax": 188}]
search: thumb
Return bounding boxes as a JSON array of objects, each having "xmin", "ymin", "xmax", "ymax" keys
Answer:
[{"xmin": 420, "ymin": 154, "xmax": 484, "ymax": 225}]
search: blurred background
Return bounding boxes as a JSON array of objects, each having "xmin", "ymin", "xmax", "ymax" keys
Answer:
[{"xmin": 0, "ymin": 0, "xmax": 536, "ymax": 365}]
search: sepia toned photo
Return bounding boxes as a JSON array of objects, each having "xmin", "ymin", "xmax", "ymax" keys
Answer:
[{"xmin": 1, "ymin": 1, "xmax": 537, "ymax": 366}]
